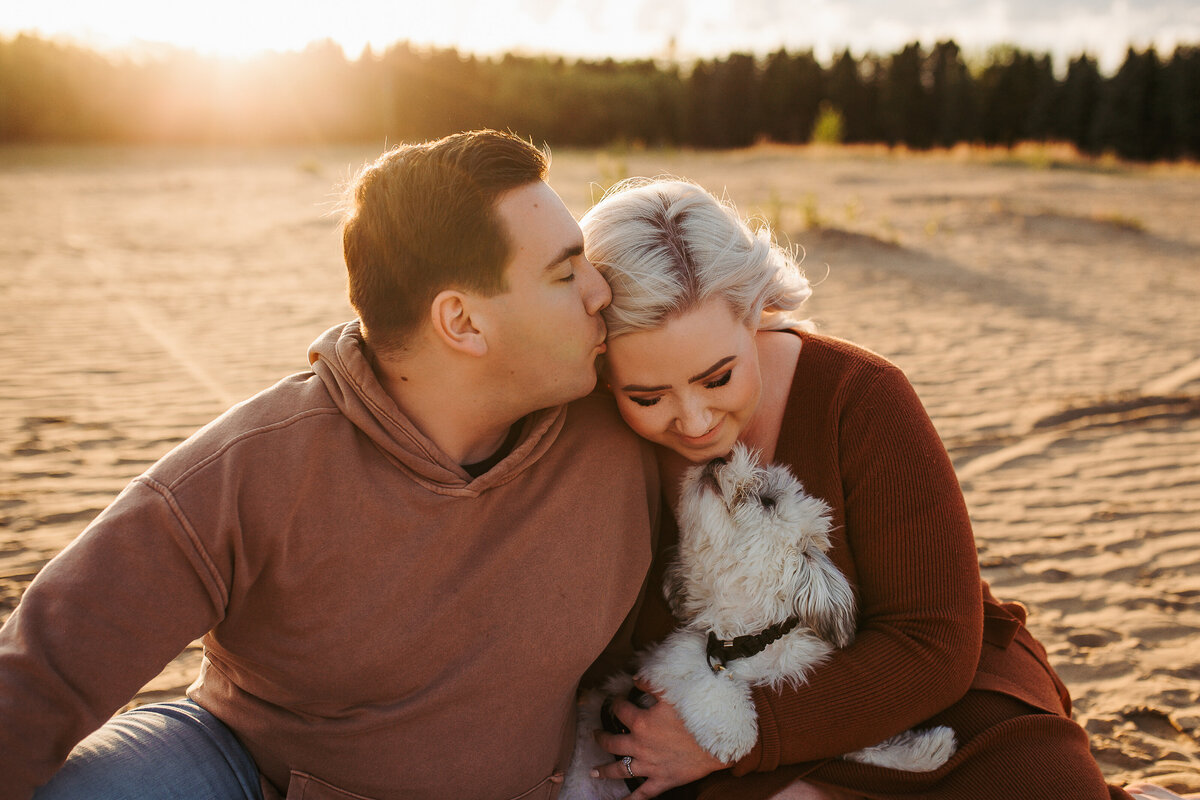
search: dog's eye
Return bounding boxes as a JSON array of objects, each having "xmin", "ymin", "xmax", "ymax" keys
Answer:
[{"xmin": 758, "ymin": 494, "xmax": 777, "ymax": 510}]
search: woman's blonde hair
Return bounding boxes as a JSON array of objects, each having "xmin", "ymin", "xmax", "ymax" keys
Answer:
[{"xmin": 580, "ymin": 178, "xmax": 813, "ymax": 338}]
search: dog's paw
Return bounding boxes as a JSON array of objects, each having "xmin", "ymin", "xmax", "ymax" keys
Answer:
[
  {"xmin": 672, "ymin": 669, "xmax": 758, "ymax": 763},
  {"xmin": 558, "ymin": 758, "xmax": 629, "ymax": 800},
  {"xmin": 844, "ymin": 725, "xmax": 957, "ymax": 772},
  {"xmin": 560, "ymin": 689, "xmax": 630, "ymax": 800},
  {"xmin": 637, "ymin": 631, "xmax": 758, "ymax": 763},
  {"xmin": 576, "ymin": 688, "xmax": 607, "ymax": 735},
  {"xmin": 601, "ymin": 672, "xmax": 635, "ymax": 698}
]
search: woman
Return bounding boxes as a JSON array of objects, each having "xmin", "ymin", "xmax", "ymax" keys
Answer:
[{"xmin": 578, "ymin": 178, "xmax": 1186, "ymax": 800}]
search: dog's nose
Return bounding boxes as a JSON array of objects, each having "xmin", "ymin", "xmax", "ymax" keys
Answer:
[{"xmin": 701, "ymin": 456, "xmax": 726, "ymax": 482}]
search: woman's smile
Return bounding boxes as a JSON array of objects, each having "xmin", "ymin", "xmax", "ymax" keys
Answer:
[{"xmin": 675, "ymin": 416, "xmax": 725, "ymax": 447}]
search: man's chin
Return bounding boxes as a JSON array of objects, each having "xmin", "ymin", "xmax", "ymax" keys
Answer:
[
  {"xmin": 553, "ymin": 370, "xmax": 600, "ymax": 406},
  {"xmin": 578, "ymin": 370, "xmax": 600, "ymax": 397}
]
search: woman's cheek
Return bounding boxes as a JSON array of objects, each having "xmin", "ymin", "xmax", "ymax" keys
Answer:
[{"xmin": 617, "ymin": 400, "xmax": 665, "ymax": 442}]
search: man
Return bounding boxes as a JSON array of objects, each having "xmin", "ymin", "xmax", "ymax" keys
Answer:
[{"xmin": 0, "ymin": 130, "xmax": 659, "ymax": 799}]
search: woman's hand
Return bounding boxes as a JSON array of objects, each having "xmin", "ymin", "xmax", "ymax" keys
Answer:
[{"xmin": 590, "ymin": 680, "xmax": 731, "ymax": 799}]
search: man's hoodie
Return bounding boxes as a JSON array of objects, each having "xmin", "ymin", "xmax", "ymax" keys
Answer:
[{"xmin": 0, "ymin": 321, "xmax": 659, "ymax": 800}]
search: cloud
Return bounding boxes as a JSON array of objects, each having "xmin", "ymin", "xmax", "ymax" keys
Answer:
[
  {"xmin": 5, "ymin": 0, "xmax": 1195, "ymax": 69},
  {"xmin": 642, "ymin": 0, "xmax": 1200, "ymax": 71}
]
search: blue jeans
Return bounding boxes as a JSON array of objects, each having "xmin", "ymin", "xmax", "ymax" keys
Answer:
[{"xmin": 34, "ymin": 700, "xmax": 262, "ymax": 800}]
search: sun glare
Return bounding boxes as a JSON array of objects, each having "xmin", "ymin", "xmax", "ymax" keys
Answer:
[
  {"xmin": 5, "ymin": 0, "xmax": 675, "ymax": 62},
  {"xmin": 3, "ymin": 0, "xmax": 1197, "ymax": 72},
  {"xmin": 4, "ymin": 1, "xmax": 377, "ymax": 60}
]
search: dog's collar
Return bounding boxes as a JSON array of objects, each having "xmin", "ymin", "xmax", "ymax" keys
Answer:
[{"xmin": 706, "ymin": 616, "xmax": 800, "ymax": 672}]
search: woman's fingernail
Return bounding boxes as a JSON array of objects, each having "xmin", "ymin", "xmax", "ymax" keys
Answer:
[{"xmin": 590, "ymin": 769, "xmax": 600, "ymax": 778}]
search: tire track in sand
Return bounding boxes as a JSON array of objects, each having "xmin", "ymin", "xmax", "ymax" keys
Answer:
[
  {"xmin": 63, "ymin": 233, "xmax": 236, "ymax": 409},
  {"xmin": 954, "ymin": 374, "xmax": 1200, "ymax": 483}
]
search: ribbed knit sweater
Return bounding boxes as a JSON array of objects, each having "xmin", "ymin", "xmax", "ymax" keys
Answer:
[
  {"xmin": 0, "ymin": 321, "xmax": 661, "ymax": 800},
  {"xmin": 635, "ymin": 332, "xmax": 1125, "ymax": 799}
]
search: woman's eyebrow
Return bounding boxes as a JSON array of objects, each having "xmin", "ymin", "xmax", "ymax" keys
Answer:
[
  {"xmin": 621, "ymin": 356, "xmax": 736, "ymax": 393},
  {"xmin": 687, "ymin": 356, "xmax": 735, "ymax": 383}
]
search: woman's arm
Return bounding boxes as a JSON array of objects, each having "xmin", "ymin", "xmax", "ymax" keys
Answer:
[
  {"xmin": 734, "ymin": 362, "xmax": 984, "ymax": 772},
  {"xmin": 592, "ymin": 359, "xmax": 984, "ymax": 793}
]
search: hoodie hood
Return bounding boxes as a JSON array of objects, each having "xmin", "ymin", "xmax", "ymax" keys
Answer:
[{"xmin": 307, "ymin": 321, "xmax": 565, "ymax": 497}]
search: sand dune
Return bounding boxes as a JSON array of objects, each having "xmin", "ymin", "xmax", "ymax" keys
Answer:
[{"xmin": 2, "ymin": 143, "xmax": 1197, "ymax": 791}]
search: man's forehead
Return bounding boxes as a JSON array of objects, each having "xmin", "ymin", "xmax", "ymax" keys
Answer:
[{"xmin": 496, "ymin": 181, "xmax": 584, "ymax": 263}]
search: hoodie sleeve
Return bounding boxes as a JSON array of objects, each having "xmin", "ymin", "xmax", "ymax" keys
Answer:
[
  {"xmin": 0, "ymin": 478, "xmax": 227, "ymax": 799},
  {"xmin": 581, "ymin": 432, "xmax": 663, "ymax": 688}
]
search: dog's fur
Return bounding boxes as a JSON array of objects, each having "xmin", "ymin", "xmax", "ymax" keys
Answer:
[{"xmin": 561, "ymin": 443, "xmax": 956, "ymax": 799}]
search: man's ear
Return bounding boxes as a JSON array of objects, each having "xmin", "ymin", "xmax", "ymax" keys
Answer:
[{"xmin": 429, "ymin": 290, "xmax": 488, "ymax": 357}]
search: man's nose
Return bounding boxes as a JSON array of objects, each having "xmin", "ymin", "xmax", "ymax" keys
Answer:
[{"xmin": 579, "ymin": 257, "xmax": 612, "ymax": 315}]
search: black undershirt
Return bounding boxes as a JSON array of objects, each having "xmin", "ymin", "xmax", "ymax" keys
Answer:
[{"xmin": 461, "ymin": 421, "xmax": 523, "ymax": 478}]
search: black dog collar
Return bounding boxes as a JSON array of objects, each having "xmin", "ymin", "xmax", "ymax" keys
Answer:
[{"xmin": 706, "ymin": 616, "xmax": 801, "ymax": 672}]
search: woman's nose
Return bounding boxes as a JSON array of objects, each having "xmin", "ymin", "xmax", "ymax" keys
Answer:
[{"xmin": 675, "ymin": 403, "xmax": 713, "ymax": 437}]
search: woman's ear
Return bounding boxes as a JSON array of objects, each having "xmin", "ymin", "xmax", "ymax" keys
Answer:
[{"xmin": 429, "ymin": 290, "xmax": 488, "ymax": 357}]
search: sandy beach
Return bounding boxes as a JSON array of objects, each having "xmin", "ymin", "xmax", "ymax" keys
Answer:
[{"xmin": 2, "ymin": 142, "xmax": 1198, "ymax": 791}]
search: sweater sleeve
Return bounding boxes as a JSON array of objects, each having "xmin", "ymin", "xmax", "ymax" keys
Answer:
[
  {"xmin": 732, "ymin": 363, "xmax": 984, "ymax": 774},
  {"xmin": 0, "ymin": 478, "xmax": 228, "ymax": 799}
]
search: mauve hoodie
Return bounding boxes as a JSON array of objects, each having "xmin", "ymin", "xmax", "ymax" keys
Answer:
[{"xmin": 0, "ymin": 321, "xmax": 660, "ymax": 800}]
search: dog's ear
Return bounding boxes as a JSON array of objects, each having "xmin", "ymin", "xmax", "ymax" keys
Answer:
[
  {"xmin": 662, "ymin": 554, "xmax": 691, "ymax": 621},
  {"xmin": 794, "ymin": 551, "xmax": 857, "ymax": 649}
]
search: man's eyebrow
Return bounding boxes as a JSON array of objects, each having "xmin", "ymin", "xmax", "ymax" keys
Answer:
[
  {"xmin": 621, "ymin": 356, "xmax": 736, "ymax": 393},
  {"xmin": 543, "ymin": 243, "xmax": 584, "ymax": 272}
]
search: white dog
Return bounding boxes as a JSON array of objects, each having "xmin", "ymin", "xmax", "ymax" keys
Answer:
[{"xmin": 562, "ymin": 443, "xmax": 956, "ymax": 799}]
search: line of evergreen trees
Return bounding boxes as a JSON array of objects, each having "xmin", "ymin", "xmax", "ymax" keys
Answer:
[{"xmin": 2, "ymin": 34, "xmax": 1197, "ymax": 161}]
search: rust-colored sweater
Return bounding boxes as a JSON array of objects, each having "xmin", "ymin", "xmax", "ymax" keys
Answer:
[
  {"xmin": 0, "ymin": 322, "xmax": 660, "ymax": 800},
  {"xmin": 636, "ymin": 333, "xmax": 1103, "ymax": 798}
]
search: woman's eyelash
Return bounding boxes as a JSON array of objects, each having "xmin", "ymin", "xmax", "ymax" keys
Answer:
[
  {"xmin": 704, "ymin": 371, "xmax": 732, "ymax": 389},
  {"xmin": 628, "ymin": 371, "xmax": 729, "ymax": 407}
]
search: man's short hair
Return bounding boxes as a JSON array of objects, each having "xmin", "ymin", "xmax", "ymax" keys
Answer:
[{"xmin": 341, "ymin": 130, "xmax": 549, "ymax": 352}]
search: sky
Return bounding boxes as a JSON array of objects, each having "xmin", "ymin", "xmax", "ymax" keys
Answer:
[{"xmin": 4, "ymin": 0, "xmax": 1198, "ymax": 73}]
